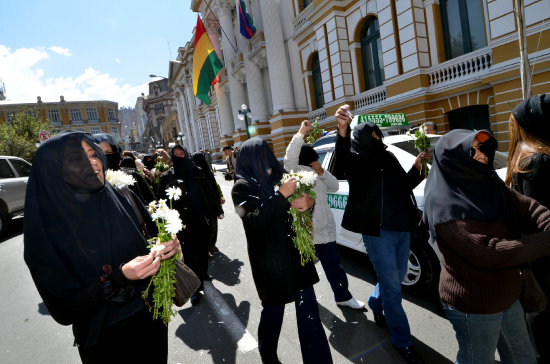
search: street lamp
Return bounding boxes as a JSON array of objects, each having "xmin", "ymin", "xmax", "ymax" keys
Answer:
[
  {"xmin": 177, "ymin": 132, "xmax": 185, "ymax": 145},
  {"xmin": 149, "ymin": 74, "xmax": 168, "ymax": 79},
  {"xmin": 238, "ymin": 104, "xmax": 255, "ymax": 139}
]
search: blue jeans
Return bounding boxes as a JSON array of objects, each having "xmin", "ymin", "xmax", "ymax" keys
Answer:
[
  {"xmin": 315, "ymin": 242, "xmax": 353, "ymax": 302},
  {"xmin": 363, "ymin": 230, "xmax": 412, "ymax": 348},
  {"xmin": 442, "ymin": 300, "xmax": 536, "ymax": 364},
  {"xmin": 258, "ymin": 286, "xmax": 332, "ymax": 364}
]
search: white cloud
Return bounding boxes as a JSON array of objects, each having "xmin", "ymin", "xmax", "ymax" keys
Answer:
[
  {"xmin": 115, "ymin": 58, "xmax": 120, "ymax": 64},
  {"xmin": 0, "ymin": 45, "xmax": 145, "ymax": 107},
  {"xmin": 49, "ymin": 46, "xmax": 72, "ymax": 56}
]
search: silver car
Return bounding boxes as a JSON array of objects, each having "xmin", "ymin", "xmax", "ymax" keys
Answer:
[{"xmin": 0, "ymin": 156, "xmax": 31, "ymax": 235}]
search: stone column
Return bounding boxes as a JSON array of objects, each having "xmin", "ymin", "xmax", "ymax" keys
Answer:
[
  {"xmin": 214, "ymin": 82, "xmax": 234, "ymax": 137},
  {"xmin": 214, "ymin": 0, "xmax": 247, "ymax": 131},
  {"xmin": 184, "ymin": 85, "xmax": 201, "ymax": 153},
  {"xmin": 236, "ymin": 27, "xmax": 269, "ymax": 124},
  {"xmin": 259, "ymin": 0, "xmax": 295, "ymax": 112},
  {"xmin": 178, "ymin": 87, "xmax": 195, "ymax": 152}
]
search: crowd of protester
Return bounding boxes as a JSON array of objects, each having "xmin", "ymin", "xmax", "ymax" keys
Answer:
[{"xmin": 22, "ymin": 94, "xmax": 550, "ymax": 364}]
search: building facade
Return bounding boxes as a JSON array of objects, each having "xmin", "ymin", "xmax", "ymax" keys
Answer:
[
  {"xmin": 170, "ymin": 0, "xmax": 550, "ymax": 158},
  {"xmin": 0, "ymin": 96, "xmax": 121, "ymax": 140},
  {"xmin": 142, "ymin": 78, "xmax": 178, "ymax": 151}
]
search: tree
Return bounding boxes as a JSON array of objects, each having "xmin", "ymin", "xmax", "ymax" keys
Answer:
[{"xmin": 0, "ymin": 109, "xmax": 57, "ymax": 162}]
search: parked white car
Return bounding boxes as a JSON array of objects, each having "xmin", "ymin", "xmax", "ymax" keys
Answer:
[
  {"xmin": 313, "ymin": 131, "xmax": 508, "ymax": 294},
  {"xmin": 0, "ymin": 156, "xmax": 31, "ymax": 235}
]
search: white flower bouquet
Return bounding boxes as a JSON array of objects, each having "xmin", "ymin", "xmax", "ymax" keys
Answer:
[
  {"xmin": 407, "ymin": 124, "xmax": 431, "ymax": 177},
  {"xmin": 280, "ymin": 171, "xmax": 317, "ymax": 265},
  {"xmin": 106, "ymin": 169, "xmax": 136, "ymax": 188},
  {"xmin": 141, "ymin": 187, "xmax": 185, "ymax": 325}
]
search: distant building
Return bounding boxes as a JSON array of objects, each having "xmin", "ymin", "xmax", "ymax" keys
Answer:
[
  {"xmin": 118, "ymin": 106, "xmax": 134, "ymax": 149},
  {"xmin": 161, "ymin": 110, "xmax": 179, "ymax": 147},
  {"xmin": 133, "ymin": 93, "xmax": 148, "ymax": 152},
  {"xmin": 142, "ymin": 78, "xmax": 178, "ymax": 151},
  {"xmin": 0, "ymin": 80, "xmax": 5, "ymax": 101},
  {"xmin": 0, "ymin": 96, "xmax": 121, "ymax": 140}
]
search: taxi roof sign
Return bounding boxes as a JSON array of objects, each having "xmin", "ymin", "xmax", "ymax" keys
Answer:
[{"xmin": 350, "ymin": 113, "xmax": 409, "ymax": 129}]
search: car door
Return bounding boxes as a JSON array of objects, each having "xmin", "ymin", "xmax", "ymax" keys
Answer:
[
  {"xmin": 0, "ymin": 159, "xmax": 19, "ymax": 213},
  {"xmin": 319, "ymin": 148, "xmax": 364, "ymax": 252},
  {"xmin": 6, "ymin": 158, "xmax": 31, "ymax": 212}
]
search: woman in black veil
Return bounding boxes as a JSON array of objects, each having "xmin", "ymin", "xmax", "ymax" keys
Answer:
[
  {"xmin": 231, "ymin": 137, "xmax": 332, "ymax": 364},
  {"xmin": 23, "ymin": 131, "xmax": 178, "ymax": 363},
  {"xmin": 192, "ymin": 152, "xmax": 225, "ymax": 254}
]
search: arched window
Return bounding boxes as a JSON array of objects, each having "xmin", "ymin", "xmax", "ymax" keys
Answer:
[
  {"xmin": 360, "ymin": 17, "xmax": 385, "ymax": 91},
  {"xmin": 440, "ymin": 0, "xmax": 486, "ymax": 60},
  {"xmin": 311, "ymin": 52, "xmax": 324, "ymax": 109}
]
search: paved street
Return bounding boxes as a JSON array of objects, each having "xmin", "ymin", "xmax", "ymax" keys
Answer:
[{"xmin": 0, "ymin": 172, "xmax": 460, "ymax": 364}]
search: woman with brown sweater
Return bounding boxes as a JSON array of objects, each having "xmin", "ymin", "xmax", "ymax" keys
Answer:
[{"xmin": 423, "ymin": 129, "xmax": 550, "ymax": 364}]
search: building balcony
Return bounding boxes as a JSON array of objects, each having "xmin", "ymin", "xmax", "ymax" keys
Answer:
[
  {"xmin": 352, "ymin": 85, "xmax": 387, "ymax": 114},
  {"xmin": 248, "ymin": 30, "xmax": 267, "ymax": 69},
  {"xmin": 71, "ymin": 120, "xmax": 84, "ymax": 125},
  {"xmin": 231, "ymin": 52, "xmax": 246, "ymax": 84},
  {"xmin": 293, "ymin": 3, "xmax": 314, "ymax": 36},
  {"xmin": 428, "ymin": 47, "xmax": 493, "ymax": 90},
  {"xmin": 307, "ymin": 108, "xmax": 326, "ymax": 123}
]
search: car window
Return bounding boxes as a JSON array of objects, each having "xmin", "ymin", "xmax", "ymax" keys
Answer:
[
  {"xmin": 0, "ymin": 159, "xmax": 15, "ymax": 178},
  {"xmin": 10, "ymin": 159, "xmax": 32, "ymax": 177},
  {"xmin": 317, "ymin": 150, "xmax": 328, "ymax": 166},
  {"xmin": 390, "ymin": 135, "xmax": 440, "ymax": 164},
  {"xmin": 493, "ymin": 151, "xmax": 508, "ymax": 170}
]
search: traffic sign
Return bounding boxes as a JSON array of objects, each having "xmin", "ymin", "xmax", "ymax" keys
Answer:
[{"xmin": 39, "ymin": 131, "xmax": 51, "ymax": 143}]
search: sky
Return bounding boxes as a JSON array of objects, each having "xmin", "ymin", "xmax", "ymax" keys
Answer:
[{"xmin": 0, "ymin": 0, "xmax": 198, "ymax": 108}]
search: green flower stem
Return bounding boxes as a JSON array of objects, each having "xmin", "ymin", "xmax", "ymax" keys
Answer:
[{"xmin": 290, "ymin": 208, "xmax": 316, "ymax": 266}]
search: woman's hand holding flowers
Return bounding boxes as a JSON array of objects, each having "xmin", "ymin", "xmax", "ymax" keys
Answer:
[
  {"xmin": 291, "ymin": 193, "xmax": 314, "ymax": 212},
  {"xmin": 122, "ymin": 254, "xmax": 161, "ymax": 280},
  {"xmin": 299, "ymin": 120, "xmax": 312, "ymax": 135},
  {"xmin": 279, "ymin": 177, "xmax": 297, "ymax": 198},
  {"xmin": 414, "ymin": 151, "xmax": 431, "ymax": 173}
]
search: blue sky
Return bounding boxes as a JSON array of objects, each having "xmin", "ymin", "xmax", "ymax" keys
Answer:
[{"xmin": 0, "ymin": 0, "xmax": 197, "ymax": 107}]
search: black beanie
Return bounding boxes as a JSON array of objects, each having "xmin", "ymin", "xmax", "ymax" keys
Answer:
[
  {"xmin": 298, "ymin": 145, "xmax": 319, "ymax": 166},
  {"xmin": 512, "ymin": 94, "xmax": 550, "ymax": 143}
]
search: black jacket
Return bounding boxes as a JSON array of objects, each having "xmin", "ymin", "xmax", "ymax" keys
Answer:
[
  {"xmin": 335, "ymin": 130, "xmax": 424, "ymax": 236},
  {"xmin": 157, "ymin": 168, "xmax": 223, "ymax": 226},
  {"xmin": 232, "ymin": 179, "xmax": 319, "ymax": 304},
  {"xmin": 512, "ymin": 153, "xmax": 550, "ymax": 301}
]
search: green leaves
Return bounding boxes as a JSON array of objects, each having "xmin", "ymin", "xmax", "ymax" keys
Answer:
[
  {"xmin": 412, "ymin": 125, "xmax": 431, "ymax": 178},
  {"xmin": 305, "ymin": 117, "xmax": 325, "ymax": 145},
  {"xmin": 0, "ymin": 109, "xmax": 56, "ymax": 162}
]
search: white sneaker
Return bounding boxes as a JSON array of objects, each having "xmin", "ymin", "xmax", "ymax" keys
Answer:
[{"xmin": 336, "ymin": 297, "xmax": 365, "ymax": 310}]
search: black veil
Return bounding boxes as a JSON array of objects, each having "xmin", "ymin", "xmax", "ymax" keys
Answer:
[
  {"xmin": 235, "ymin": 137, "xmax": 286, "ymax": 203},
  {"xmin": 23, "ymin": 131, "xmax": 149, "ymax": 347}
]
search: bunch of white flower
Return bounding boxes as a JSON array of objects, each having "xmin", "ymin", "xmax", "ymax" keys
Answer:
[
  {"xmin": 142, "ymin": 187, "xmax": 185, "ymax": 325},
  {"xmin": 105, "ymin": 169, "xmax": 136, "ymax": 188},
  {"xmin": 282, "ymin": 171, "xmax": 317, "ymax": 190}
]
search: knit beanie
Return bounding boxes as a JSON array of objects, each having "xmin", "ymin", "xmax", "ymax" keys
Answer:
[{"xmin": 512, "ymin": 94, "xmax": 550, "ymax": 143}]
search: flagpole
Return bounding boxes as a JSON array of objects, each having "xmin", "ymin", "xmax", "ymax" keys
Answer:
[{"xmin": 202, "ymin": 0, "xmax": 238, "ymax": 54}]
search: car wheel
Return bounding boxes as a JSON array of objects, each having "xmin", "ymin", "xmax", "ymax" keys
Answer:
[
  {"xmin": 401, "ymin": 240, "xmax": 440, "ymax": 295},
  {"xmin": 0, "ymin": 209, "xmax": 7, "ymax": 237}
]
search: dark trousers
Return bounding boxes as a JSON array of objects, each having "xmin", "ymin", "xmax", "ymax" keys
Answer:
[
  {"xmin": 78, "ymin": 308, "xmax": 168, "ymax": 364},
  {"xmin": 258, "ymin": 286, "xmax": 332, "ymax": 364},
  {"xmin": 208, "ymin": 215, "xmax": 218, "ymax": 249},
  {"xmin": 315, "ymin": 242, "xmax": 353, "ymax": 302}
]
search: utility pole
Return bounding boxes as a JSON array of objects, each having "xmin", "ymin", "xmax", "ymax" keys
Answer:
[{"xmin": 515, "ymin": 0, "xmax": 532, "ymax": 99}]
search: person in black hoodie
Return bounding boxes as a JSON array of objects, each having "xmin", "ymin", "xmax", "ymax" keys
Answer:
[
  {"xmin": 231, "ymin": 137, "xmax": 332, "ymax": 364},
  {"xmin": 157, "ymin": 145, "xmax": 223, "ymax": 304},
  {"xmin": 93, "ymin": 134, "xmax": 156, "ymax": 206},
  {"xmin": 334, "ymin": 105, "xmax": 428, "ymax": 364},
  {"xmin": 506, "ymin": 94, "xmax": 550, "ymax": 363},
  {"xmin": 23, "ymin": 131, "xmax": 178, "ymax": 363}
]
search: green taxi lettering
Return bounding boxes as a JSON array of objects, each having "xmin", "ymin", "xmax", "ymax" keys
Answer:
[{"xmin": 327, "ymin": 193, "xmax": 348, "ymax": 210}]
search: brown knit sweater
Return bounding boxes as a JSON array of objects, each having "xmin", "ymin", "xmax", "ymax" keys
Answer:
[{"xmin": 436, "ymin": 188, "xmax": 550, "ymax": 314}]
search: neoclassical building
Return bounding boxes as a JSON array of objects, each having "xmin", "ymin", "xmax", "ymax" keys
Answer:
[
  {"xmin": 169, "ymin": 0, "xmax": 550, "ymax": 157},
  {"xmin": 0, "ymin": 96, "xmax": 121, "ymax": 138}
]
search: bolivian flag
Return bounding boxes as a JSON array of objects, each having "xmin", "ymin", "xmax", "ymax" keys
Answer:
[{"xmin": 193, "ymin": 16, "xmax": 223, "ymax": 105}]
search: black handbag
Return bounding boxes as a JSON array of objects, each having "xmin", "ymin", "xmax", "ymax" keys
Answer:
[{"xmin": 174, "ymin": 259, "xmax": 201, "ymax": 307}]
